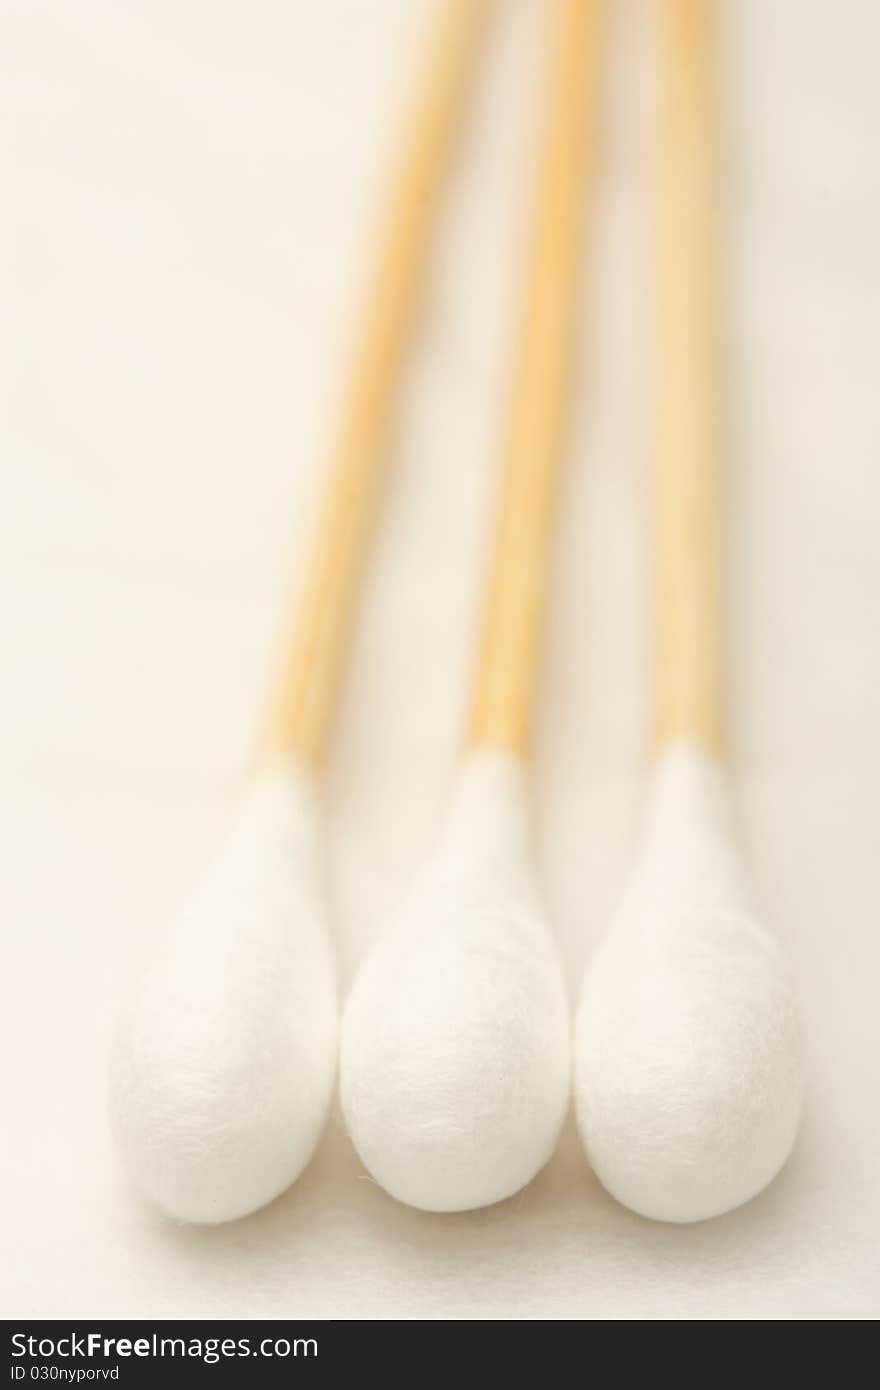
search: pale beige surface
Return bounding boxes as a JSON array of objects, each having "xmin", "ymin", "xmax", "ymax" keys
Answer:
[{"xmin": 2, "ymin": 0, "xmax": 879, "ymax": 1319}]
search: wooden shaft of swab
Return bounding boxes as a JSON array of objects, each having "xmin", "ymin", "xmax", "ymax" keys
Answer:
[
  {"xmin": 652, "ymin": 0, "xmax": 722, "ymax": 753},
  {"xmin": 259, "ymin": 0, "xmax": 489, "ymax": 771},
  {"xmin": 466, "ymin": 0, "xmax": 603, "ymax": 754}
]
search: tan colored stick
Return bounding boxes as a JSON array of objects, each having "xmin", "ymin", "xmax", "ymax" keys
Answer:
[
  {"xmin": 466, "ymin": 0, "xmax": 603, "ymax": 754},
  {"xmin": 652, "ymin": 0, "xmax": 722, "ymax": 753},
  {"xmin": 259, "ymin": 0, "xmax": 489, "ymax": 771}
]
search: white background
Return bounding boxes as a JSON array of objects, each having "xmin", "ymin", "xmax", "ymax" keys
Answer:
[{"xmin": 2, "ymin": 0, "xmax": 878, "ymax": 1319}]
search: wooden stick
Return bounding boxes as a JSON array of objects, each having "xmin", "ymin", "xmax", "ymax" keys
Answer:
[
  {"xmin": 259, "ymin": 0, "xmax": 489, "ymax": 771},
  {"xmin": 466, "ymin": 0, "xmax": 603, "ymax": 754},
  {"xmin": 652, "ymin": 0, "xmax": 722, "ymax": 753}
]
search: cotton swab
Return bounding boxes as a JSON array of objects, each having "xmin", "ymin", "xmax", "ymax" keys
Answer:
[
  {"xmin": 109, "ymin": 0, "xmax": 489, "ymax": 1225},
  {"xmin": 340, "ymin": 0, "xmax": 604, "ymax": 1213},
  {"xmin": 573, "ymin": 0, "xmax": 802, "ymax": 1224}
]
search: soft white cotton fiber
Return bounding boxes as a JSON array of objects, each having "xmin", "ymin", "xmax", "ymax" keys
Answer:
[
  {"xmin": 340, "ymin": 750, "xmax": 569, "ymax": 1212},
  {"xmin": 110, "ymin": 763, "xmax": 337, "ymax": 1224},
  {"xmin": 574, "ymin": 743, "xmax": 802, "ymax": 1223}
]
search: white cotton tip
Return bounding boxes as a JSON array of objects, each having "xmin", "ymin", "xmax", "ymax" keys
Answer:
[
  {"xmin": 340, "ymin": 750, "xmax": 569, "ymax": 1213},
  {"xmin": 574, "ymin": 743, "xmax": 802, "ymax": 1224},
  {"xmin": 109, "ymin": 763, "xmax": 337, "ymax": 1224}
]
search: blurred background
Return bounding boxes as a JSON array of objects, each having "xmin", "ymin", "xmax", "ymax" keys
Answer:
[{"xmin": 2, "ymin": 0, "xmax": 878, "ymax": 1318}]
